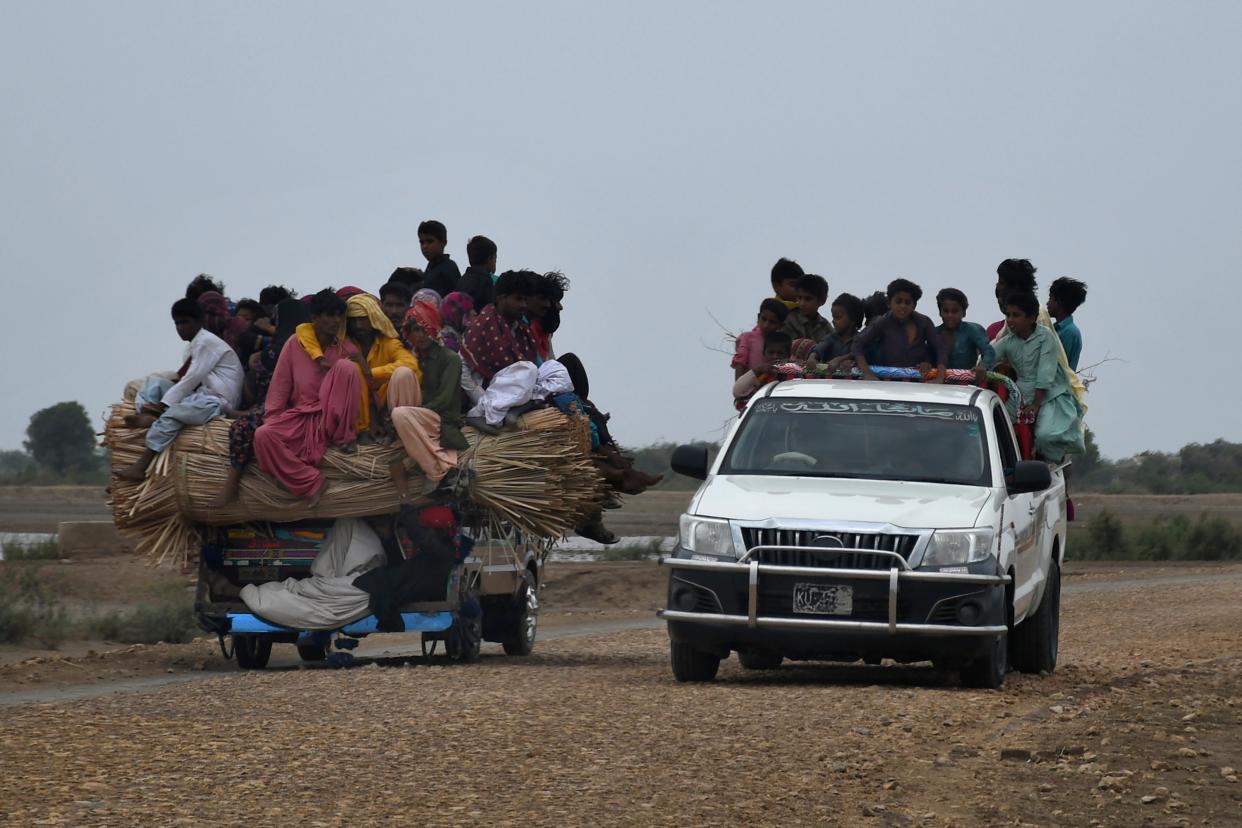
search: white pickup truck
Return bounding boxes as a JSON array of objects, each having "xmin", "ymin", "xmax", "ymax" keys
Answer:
[{"xmin": 660, "ymin": 379, "xmax": 1066, "ymax": 688}]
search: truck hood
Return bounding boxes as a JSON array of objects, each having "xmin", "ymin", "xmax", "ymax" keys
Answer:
[{"xmin": 692, "ymin": 475, "xmax": 992, "ymax": 529}]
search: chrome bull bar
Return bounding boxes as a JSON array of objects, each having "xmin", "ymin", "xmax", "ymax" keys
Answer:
[{"xmin": 659, "ymin": 547, "xmax": 1010, "ymax": 636}]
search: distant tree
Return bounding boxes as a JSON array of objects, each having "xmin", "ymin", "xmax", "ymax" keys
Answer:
[{"xmin": 23, "ymin": 402, "xmax": 100, "ymax": 475}]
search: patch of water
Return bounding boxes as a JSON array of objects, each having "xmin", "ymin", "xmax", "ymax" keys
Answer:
[
  {"xmin": 548, "ymin": 535, "xmax": 676, "ymax": 562},
  {"xmin": 0, "ymin": 532, "xmax": 56, "ymax": 562}
]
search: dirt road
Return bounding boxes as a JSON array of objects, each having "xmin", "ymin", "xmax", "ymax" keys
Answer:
[{"xmin": 2, "ymin": 565, "xmax": 1241, "ymax": 826}]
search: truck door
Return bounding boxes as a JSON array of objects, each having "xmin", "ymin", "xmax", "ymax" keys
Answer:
[{"xmin": 992, "ymin": 403, "xmax": 1037, "ymax": 619}]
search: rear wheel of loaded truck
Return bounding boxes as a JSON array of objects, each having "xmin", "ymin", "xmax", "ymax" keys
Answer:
[
  {"xmin": 500, "ymin": 569, "xmax": 539, "ymax": 656},
  {"xmin": 445, "ymin": 569, "xmax": 482, "ymax": 663},
  {"xmin": 670, "ymin": 641, "xmax": 721, "ymax": 682},
  {"xmin": 233, "ymin": 634, "xmax": 272, "ymax": 670}
]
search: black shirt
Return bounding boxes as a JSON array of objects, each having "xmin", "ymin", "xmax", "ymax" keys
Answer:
[
  {"xmin": 457, "ymin": 265, "xmax": 494, "ymax": 312},
  {"xmin": 422, "ymin": 253, "xmax": 462, "ymax": 297}
]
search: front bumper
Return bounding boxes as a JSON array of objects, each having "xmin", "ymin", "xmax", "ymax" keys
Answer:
[{"xmin": 659, "ymin": 550, "xmax": 1009, "ymax": 660}]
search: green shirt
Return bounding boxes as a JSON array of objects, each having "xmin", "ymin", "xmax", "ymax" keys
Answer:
[
  {"xmin": 784, "ymin": 310, "xmax": 833, "ymax": 343},
  {"xmin": 417, "ymin": 343, "xmax": 469, "ymax": 450}
]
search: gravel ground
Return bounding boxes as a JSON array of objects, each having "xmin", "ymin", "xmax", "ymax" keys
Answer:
[{"xmin": 2, "ymin": 572, "xmax": 1241, "ymax": 827}]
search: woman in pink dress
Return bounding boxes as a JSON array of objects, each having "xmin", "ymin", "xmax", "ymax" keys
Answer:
[{"xmin": 254, "ymin": 290, "xmax": 363, "ymax": 505}]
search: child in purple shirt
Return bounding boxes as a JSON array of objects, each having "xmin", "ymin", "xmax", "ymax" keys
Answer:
[{"xmin": 852, "ymin": 278, "xmax": 946, "ymax": 382}]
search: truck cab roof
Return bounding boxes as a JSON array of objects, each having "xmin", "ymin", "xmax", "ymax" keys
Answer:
[{"xmin": 760, "ymin": 379, "xmax": 997, "ymax": 409}]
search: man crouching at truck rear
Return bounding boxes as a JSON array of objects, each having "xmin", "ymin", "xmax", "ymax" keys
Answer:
[{"xmin": 117, "ymin": 298, "xmax": 244, "ymax": 481}]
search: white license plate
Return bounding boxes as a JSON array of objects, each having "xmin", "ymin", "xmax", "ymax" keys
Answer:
[{"xmin": 792, "ymin": 583, "xmax": 853, "ymax": 615}]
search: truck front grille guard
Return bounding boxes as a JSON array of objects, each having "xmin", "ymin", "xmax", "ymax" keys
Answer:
[{"xmin": 660, "ymin": 547, "xmax": 1010, "ymax": 637}]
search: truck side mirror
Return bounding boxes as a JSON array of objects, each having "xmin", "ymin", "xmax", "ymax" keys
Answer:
[
  {"xmin": 671, "ymin": 445, "xmax": 709, "ymax": 481},
  {"xmin": 1007, "ymin": 460, "xmax": 1051, "ymax": 495}
]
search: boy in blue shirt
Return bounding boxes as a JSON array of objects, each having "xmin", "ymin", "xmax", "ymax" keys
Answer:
[
  {"xmin": 1046, "ymin": 277, "xmax": 1088, "ymax": 370},
  {"xmin": 935, "ymin": 288, "xmax": 995, "ymax": 372}
]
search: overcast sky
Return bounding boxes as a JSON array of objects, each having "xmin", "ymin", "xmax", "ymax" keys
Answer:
[{"xmin": 2, "ymin": 2, "xmax": 1239, "ymax": 460}]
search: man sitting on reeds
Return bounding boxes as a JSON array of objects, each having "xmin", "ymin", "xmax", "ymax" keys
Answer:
[{"xmin": 117, "ymin": 299, "xmax": 244, "ymax": 482}]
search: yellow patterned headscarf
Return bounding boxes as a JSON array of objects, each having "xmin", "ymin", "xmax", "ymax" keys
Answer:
[{"xmin": 345, "ymin": 293, "xmax": 399, "ymax": 340}]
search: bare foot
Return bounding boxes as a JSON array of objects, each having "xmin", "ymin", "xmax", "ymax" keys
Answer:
[
  {"xmin": 115, "ymin": 463, "xmax": 147, "ymax": 482},
  {"xmin": 123, "ymin": 413, "xmax": 157, "ymax": 429}
]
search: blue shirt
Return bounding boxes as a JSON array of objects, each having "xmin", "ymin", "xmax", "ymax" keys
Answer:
[
  {"xmin": 936, "ymin": 321, "xmax": 996, "ymax": 370},
  {"xmin": 1055, "ymin": 315, "xmax": 1082, "ymax": 371}
]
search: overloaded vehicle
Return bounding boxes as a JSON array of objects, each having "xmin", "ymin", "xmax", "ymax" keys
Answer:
[{"xmin": 660, "ymin": 379, "xmax": 1066, "ymax": 688}]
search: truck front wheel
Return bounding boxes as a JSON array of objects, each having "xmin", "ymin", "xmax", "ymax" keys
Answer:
[
  {"xmin": 670, "ymin": 641, "xmax": 721, "ymax": 682},
  {"xmin": 233, "ymin": 635, "xmax": 272, "ymax": 670},
  {"xmin": 1011, "ymin": 559, "xmax": 1060, "ymax": 675}
]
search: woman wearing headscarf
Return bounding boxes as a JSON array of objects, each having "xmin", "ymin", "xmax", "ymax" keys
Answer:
[
  {"xmin": 253, "ymin": 290, "xmax": 364, "ymax": 505},
  {"xmin": 212, "ymin": 298, "xmax": 312, "ymax": 507},
  {"xmin": 296, "ymin": 293, "xmax": 421, "ymax": 436},
  {"xmin": 388, "ymin": 301, "xmax": 469, "ymax": 501}
]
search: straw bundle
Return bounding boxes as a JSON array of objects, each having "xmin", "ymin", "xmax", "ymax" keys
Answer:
[{"xmin": 105, "ymin": 401, "xmax": 605, "ymax": 568}]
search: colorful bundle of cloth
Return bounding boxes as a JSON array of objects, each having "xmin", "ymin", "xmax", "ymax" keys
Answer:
[{"xmin": 222, "ymin": 525, "xmax": 329, "ymax": 569}]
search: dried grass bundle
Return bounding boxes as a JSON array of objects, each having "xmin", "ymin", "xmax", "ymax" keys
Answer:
[{"xmin": 104, "ymin": 401, "xmax": 605, "ymax": 568}]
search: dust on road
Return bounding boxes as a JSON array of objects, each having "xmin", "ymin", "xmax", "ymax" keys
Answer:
[{"xmin": 2, "ymin": 570, "xmax": 1241, "ymax": 827}]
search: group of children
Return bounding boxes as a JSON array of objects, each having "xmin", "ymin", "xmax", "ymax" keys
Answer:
[
  {"xmin": 731, "ymin": 257, "xmax": 1090, "ymax": 463},
  {"xmin": 117, "ymin": 219, "xmax": 657, "ymax": 544}
]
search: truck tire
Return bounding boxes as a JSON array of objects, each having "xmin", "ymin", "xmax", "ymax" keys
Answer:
[
  {"xmin": 1011, "ymin": 560, "xmax": 1060, "ymax": 675},
  {"xmin": 670, "ymin": 641, "xmax": 721, "ymax": 682},
  {"xmin": 501, "ymin": 570, "xmax": 538, "ymax": 656},
  {"xmin": 960, "ymin": 631, "xmax": 1007, "ymax": 689},
  {"xmin": 233, "ymin": 635, "xmax": 272, "ymax": 670},
  {"xmin": 446, "ymin": 574, "xmax": 482, "ymax": 664},
  {"xmin": 737, "ymin": 651, "xmax": 783, "ymax": 670}
]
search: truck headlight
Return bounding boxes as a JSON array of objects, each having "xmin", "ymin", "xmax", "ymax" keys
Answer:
[
  {"xmin": 678, "ymin": 515, "xmax": 738, "ymax": 559},
  {"xmin": 922, "ymin": 528, "xmax": 994, "ymax": 567}
]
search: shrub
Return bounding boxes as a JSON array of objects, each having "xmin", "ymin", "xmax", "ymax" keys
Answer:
[
  {"xmin": 0, "ymin": 568, "xmax": 69, "ymax": 647},
  {"xmin": 90, "ymin": 600, "xmax": 198, "ymax": 645}
]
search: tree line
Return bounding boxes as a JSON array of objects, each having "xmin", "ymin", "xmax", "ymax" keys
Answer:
[
  {"xmin": 4, "ymin": 401, "xmax": 1242, "ymax": 495},
  {"xmin": 1, "ymin": 402, "xmax": 107, "ymax": 485}
]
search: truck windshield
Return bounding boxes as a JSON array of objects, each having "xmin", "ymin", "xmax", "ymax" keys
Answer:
[{"xmin": 720, "ymin": 397, "xmax": 991, "ymax": 487}]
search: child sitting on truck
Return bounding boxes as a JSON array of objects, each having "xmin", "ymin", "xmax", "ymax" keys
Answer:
[
  {"xmin": 851, "ymin": 279, "xmax": 946, "ymax": 383},
  {"xmin": 770, "ymin": 258, "xmax": 804, "ymax": 311},
  {"xmin": 935, "ymin": 288, "xmax": 996, "ymax": 371},
  {"xmin": 1046, "ymin": 277, "xmax": 1088, "ymax": 371},
  {"xmin": 991, "ymin": 292, "xmax": 1084, "ymax": 463},
  {"xmin": 732, "ymin": 298, "xmax": 789, "ymax": 379},
  {"xmin": 733, "ymin": 332, "xmax": 795, "ymax": 409},
  {"xmin": 783, "ymin": 274, "xmax": 832, "ymax": 343},
  {"xmin": 117, "ymin": 299, "xmax": 244, "ymax": 482},
  {"xmin": 810, "ymin": 292, "xmax": 866, "ymax": 369}
]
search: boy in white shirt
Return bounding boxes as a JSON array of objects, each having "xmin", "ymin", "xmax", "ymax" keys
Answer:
[{"xmin": 117, "ymin": 298, "xmax": 244, "ymax": 481}]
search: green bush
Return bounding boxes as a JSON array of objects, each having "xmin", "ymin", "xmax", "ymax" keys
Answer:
[
  {"xmin": 90, "ymin": 600, "xmax": 198, "ymax": 645},
  {"xmin": 0, "ymin": 568, "xmax": 69, "ymax": 647},
  {"xmin": 1069, "ymin": 510, "xmax": 1242, "ymax": 562}
]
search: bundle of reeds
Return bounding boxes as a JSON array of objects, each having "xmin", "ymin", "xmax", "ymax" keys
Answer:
[{"xmin": 104, "ymin": 402, "xmax": 604, "ymax": 568}]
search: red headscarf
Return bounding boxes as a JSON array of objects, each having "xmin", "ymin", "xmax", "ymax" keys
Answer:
[
  {"xmin": 403, "ymin": 300, "xmax": 442, "ymax": 340},
  {"xmin": 197, "ymin": 290, "xmax": 248, "ymax": 348},
  {"xmin": 336, "ymin": 286, "xmax": 367, "ymax": 300}
]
